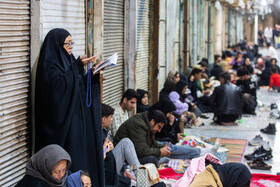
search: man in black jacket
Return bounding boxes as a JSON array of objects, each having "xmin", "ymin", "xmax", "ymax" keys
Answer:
[
  {"xmin": 210, "ymin": 72, "xmax": 242, "ymax": 125},
  {"xmin": 236, "ymin": 67, "xmax": 257, "ymax": 114}
]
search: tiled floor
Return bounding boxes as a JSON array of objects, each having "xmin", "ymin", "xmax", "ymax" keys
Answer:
[{"xmin": 185, "ymin": 88, "xmax": 280, "ymax": 175}]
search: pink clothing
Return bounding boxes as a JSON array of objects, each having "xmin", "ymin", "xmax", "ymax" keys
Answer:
[{"xmin": 173, "ymin": 153, "xmax": 222, "ymax": 187}]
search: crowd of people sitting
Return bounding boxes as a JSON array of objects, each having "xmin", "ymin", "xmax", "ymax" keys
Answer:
[{"xmin": 16, "ymin": 28, "xmax": 279, "ymax": 187}]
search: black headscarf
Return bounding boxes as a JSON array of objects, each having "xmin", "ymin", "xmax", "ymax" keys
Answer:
[
  {"xmin": 174, "ymin": 80, "xmax": 188, "ymax": 101},
  {"xmin": 35, "ymin": 28, "xmax": 104, "ymax": 186},
  {"xmin": 136, "ymin": 89, "xmax": 149, "ymax": 113},
  {"xmin": 152, "ymin": 99, "xmax": 176, "ymax": 116},
  {"xmin": 213, "ymin": 162, "xmax": 252, "ymax": 187},
  {"xmin": 26, "ymin": 145, "xmax": 71, "ymax": 187},
  {"xmin": 159, "ymin": 79, "xmax": 176, "ymax": 102}
]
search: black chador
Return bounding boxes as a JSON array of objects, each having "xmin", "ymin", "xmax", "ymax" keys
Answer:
[{"xmin": 35, "ymin": 28, "xmax": 104, "ymax": 186}]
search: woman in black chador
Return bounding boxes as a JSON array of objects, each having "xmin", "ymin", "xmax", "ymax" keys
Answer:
[{"xmin": 35, "ymin": 28, "xmax": 104, "ymax": 186}]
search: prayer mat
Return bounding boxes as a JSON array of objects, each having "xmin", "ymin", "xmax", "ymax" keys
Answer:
[
  {"xmin": 205, "ymin": 138, "xmax": 247, "ymax": 163},
  {"xmin": 158, "ymin": 159, "xmax": 190, "ymax": 174},
  {"xmin": 250, "ymin": 173, "xmax": 280, "ymax": 187},
  {"xmin": 158, "ymin": 168, "xmax": 184, "ymax": 180}
]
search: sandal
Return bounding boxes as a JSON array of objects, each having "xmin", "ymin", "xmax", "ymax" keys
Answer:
[{"xmin": 247, "ymin": 159, "xmax": 272, "ymax": 170}]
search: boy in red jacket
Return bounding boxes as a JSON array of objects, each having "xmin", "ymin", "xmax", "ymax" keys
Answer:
[{"xmin": 268, "ymin": 66, "xmax": 280, "ymax": 92}]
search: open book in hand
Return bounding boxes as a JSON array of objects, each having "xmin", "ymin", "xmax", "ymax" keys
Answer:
[{"xmin": 93, "ymin": 53, "xmax": 118, "ymax": 74}]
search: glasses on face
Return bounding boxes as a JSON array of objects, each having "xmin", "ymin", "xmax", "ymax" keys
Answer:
[{"xmin": 64, "ymin": 41, "xmax": 75, "ymax": 47}]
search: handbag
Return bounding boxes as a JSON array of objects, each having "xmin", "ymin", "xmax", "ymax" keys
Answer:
[{"xmin": 133, "ymin": 163, "xmax": 160, "ymax": 187}]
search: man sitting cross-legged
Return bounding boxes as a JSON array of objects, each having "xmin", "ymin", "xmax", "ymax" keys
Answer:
[{"xmin": 101, "ymin": 104, "xmax": 142, "ymax": 186}]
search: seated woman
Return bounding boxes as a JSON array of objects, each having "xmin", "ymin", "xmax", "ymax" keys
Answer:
[
  {"xmin": 271, "ymin": 58, "xmax": 280, "ymax": 73},
  {"xmin": 154, "ymin": 100, "xmax": 219, "ymax": 160},
  {"xmin": 67, "ymin": 170, "xmax": 91, "ymax": 187},
  {"xmin": 167, "ymin": 70, "xmax": 180, "ymax": 83},
  {"xmin": 136, "ymin": 89, "xmax": 149, "ymax": 113},
  {"xmin": 175, "ymin": 154, "xmax": 251, "ymax": 187},
  {"xmin": 102, "ymin": 104, "xmax": 142, "ymax": 186},
  {"xmin": 258, "ymin": 60, "xmax": 272, "ymax": 86},
  {"xmin": 15, "ymin": 144, "xmax": 71, "ymax": 187},
  {"xmin": 170, "ymin": 80, "xmax": 203, "ymax": 131},
  {"xmin": 190, "ymin": 162, "xmax": 252, "ymax": 187},
  {"xmin": 159, "ymin": 79, "xmax": 176, "ymax": 102},
  {"xmin": 169, "ymin": 85, "xmax": 201, "ymax": 128},
  {"xmin": 230, "ymin": 52, "xmax": 244, "ymax": 70}
]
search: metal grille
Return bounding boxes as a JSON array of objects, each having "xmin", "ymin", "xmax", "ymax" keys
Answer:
[
  {"xmin": 41, "ymin": 0, "xmax": 86, "ymax": 57},
  {"xmin": 103, "ymin": 0, "xmax": 125, "ymax": 106},
  {"xmin": 136, "ymin": 0, "xmax": 150, "ymax": 90},
  {"xmin": 0, "ymin": 1, "xmax": 30, "ymax": 186},
  {"xmin": 158, "ymin": 0, "xmax": 167, "ymax": 90}
]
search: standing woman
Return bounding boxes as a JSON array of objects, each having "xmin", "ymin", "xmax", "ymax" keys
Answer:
[{"xmin": 35, "ymin": 29, "xmax": 104, "ymax": 186}]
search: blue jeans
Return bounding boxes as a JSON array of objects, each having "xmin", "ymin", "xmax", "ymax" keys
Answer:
[{"xmin": 158, "ymin": 141, "xmax": 200, "ymax": 159}]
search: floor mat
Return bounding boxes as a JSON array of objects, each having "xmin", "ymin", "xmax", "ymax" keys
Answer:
[
  {"xmin": 205, "ymin": 138, "xmax": 248, "ymax": 163},
  {"xmin": 250, "ymin": 173, "xmax": 280, "ymax": 187}
]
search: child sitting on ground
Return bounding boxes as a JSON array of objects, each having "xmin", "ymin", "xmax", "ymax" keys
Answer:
[
  {"xmin": 268, "ymin": 66, "xmax": 280, "ymax": 92},
  {"xmin": 67, "ymin": 170, "xmax": 91, "ymax": 187},
  {"xmin": 169, "ymin": 81, "xmax": 202, "ymax": 128}
]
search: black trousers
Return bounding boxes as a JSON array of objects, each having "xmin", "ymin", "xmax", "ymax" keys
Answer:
[{"xmin": 242, "ymin": 93, "xmax": 257, "ymax": 114}]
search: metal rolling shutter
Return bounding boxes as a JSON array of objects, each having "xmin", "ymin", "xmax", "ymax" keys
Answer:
[
  {"xmin": 103, "ymin": 0, "xmax": 124, "ymax": 106},
  {"xmin": 158, "ymin": 0, "xmax": 167, "ymax": 90},
  {"xmin": 41, "ymin": 0, "xmax": 86, "ymax": 57},
  {"xmin": 136, "ymin": 0, "xmax": 150, "ymax": 90},
  {"xmin": 0, "ymin": 1, "xmax": 30, "ymax": 186},
  {"xmin": 174, "ymin": 0, "xmax": 180, "ymax": 71}
]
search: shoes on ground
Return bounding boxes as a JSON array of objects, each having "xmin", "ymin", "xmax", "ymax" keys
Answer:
[
  {"xmin": 261, "ymin": 123, "xmax": 276, "ymax": 135},
  {"xmin": 200, "ymin": 113, "xmax": 210, "ymax": 119},
  {"xmin": 249, "ymin": 135, "xmax": 264, "ymax": 146},
  {"xmin": 270, "ymin": 103, "xmax": 278, "ymax": 110},
  {"xmin": 247, "ymin": 159, "xmax": 272, "ymax": 170},
  {"xmin": 200, "ymin": 138, "xmax": 220, "ymax": 156},
  {"xmin": 244, "ymin": 141, "xmax": 273, "ymax": 161},
  {"xmin": 270, "ymin": 109, "xmax": 280, "ymax": 118}
]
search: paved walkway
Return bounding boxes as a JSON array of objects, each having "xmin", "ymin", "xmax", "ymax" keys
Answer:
[{"xmin": 185, "ymin": 88, "xmax": 280, "ymax": 174}]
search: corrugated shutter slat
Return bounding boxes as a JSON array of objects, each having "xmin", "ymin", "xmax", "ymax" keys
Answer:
[
  {"xmin": 103, "ymin": 0, "xmax": 124, "ymax": 106},
  {"xmin": 158, "ymin": 0, "xmax": 167, "ymax": 90},
  {"xmin": 41, "ymin": 0, "xmax": 86, "ymax": 57},
  {"xmin": 0, "ymin": 1, "xmax": 30, "ymax": 186},
  {"xmin": 136, "ymin": 0, "xmax": 150, "ymax": 90}
]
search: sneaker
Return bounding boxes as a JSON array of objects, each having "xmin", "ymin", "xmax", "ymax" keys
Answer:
[
  {"xmin": 260, "ymin": 141, "xmax": 272, "ymax": 151},
  {"xmin": 244, "ymin": 145, "xmax": 273, "ymax": 161},
  {"xmin": 261, "ymin": 124, "xmax": 276, "ymax": 135},
  {"xmin": 249, "ymin": 135, "xmax": 264, "ymax": 146},
  {"xmin": 270, "ymin": 109, "xmax": 280, "ymax": 118},
  {"xmin": 200, "ymin": 113, "xmax": 210, "ymax": 119},
  {"xmin": 270, "ymin": 103, "xmax": 278, "ymax": 110},
  {"xmin": 200, "ymin": 139, "xmax": 220, "ymax": 156}
]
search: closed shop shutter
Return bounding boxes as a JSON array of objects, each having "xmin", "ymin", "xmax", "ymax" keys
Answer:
[
  {"xmin": 158, "ymin": 0, "xmax": 167, "ymax": 90},
  {"xmin": 103, "ymin": 0, "xmax": 124, "ymax": 106},
  {"xmin": 41, "ymin": 0, "xmax": 86, "ymax": 57},
  {"xmin": 136, "ymin": 0, "xmax": 150, "ymax": 90},
  {"xmin": 174, "ymin": 0, "xmax": 180, "ymax": 71},
  {"xmin": 0, "ymin": 1, "xmax": 30, "ymax": 186}
]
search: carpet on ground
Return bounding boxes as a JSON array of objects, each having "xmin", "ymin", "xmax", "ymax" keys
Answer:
[
  {"xmin": 205, "ymin": 138, "xmax": 247, "ymax": 163},
  {"xmin": 250, "ymin": 173, "xmax": 280, "ymax": 187},
  {"xmin": 158, "ymin": 159, "xmax": 190, "ymax": 174}
]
